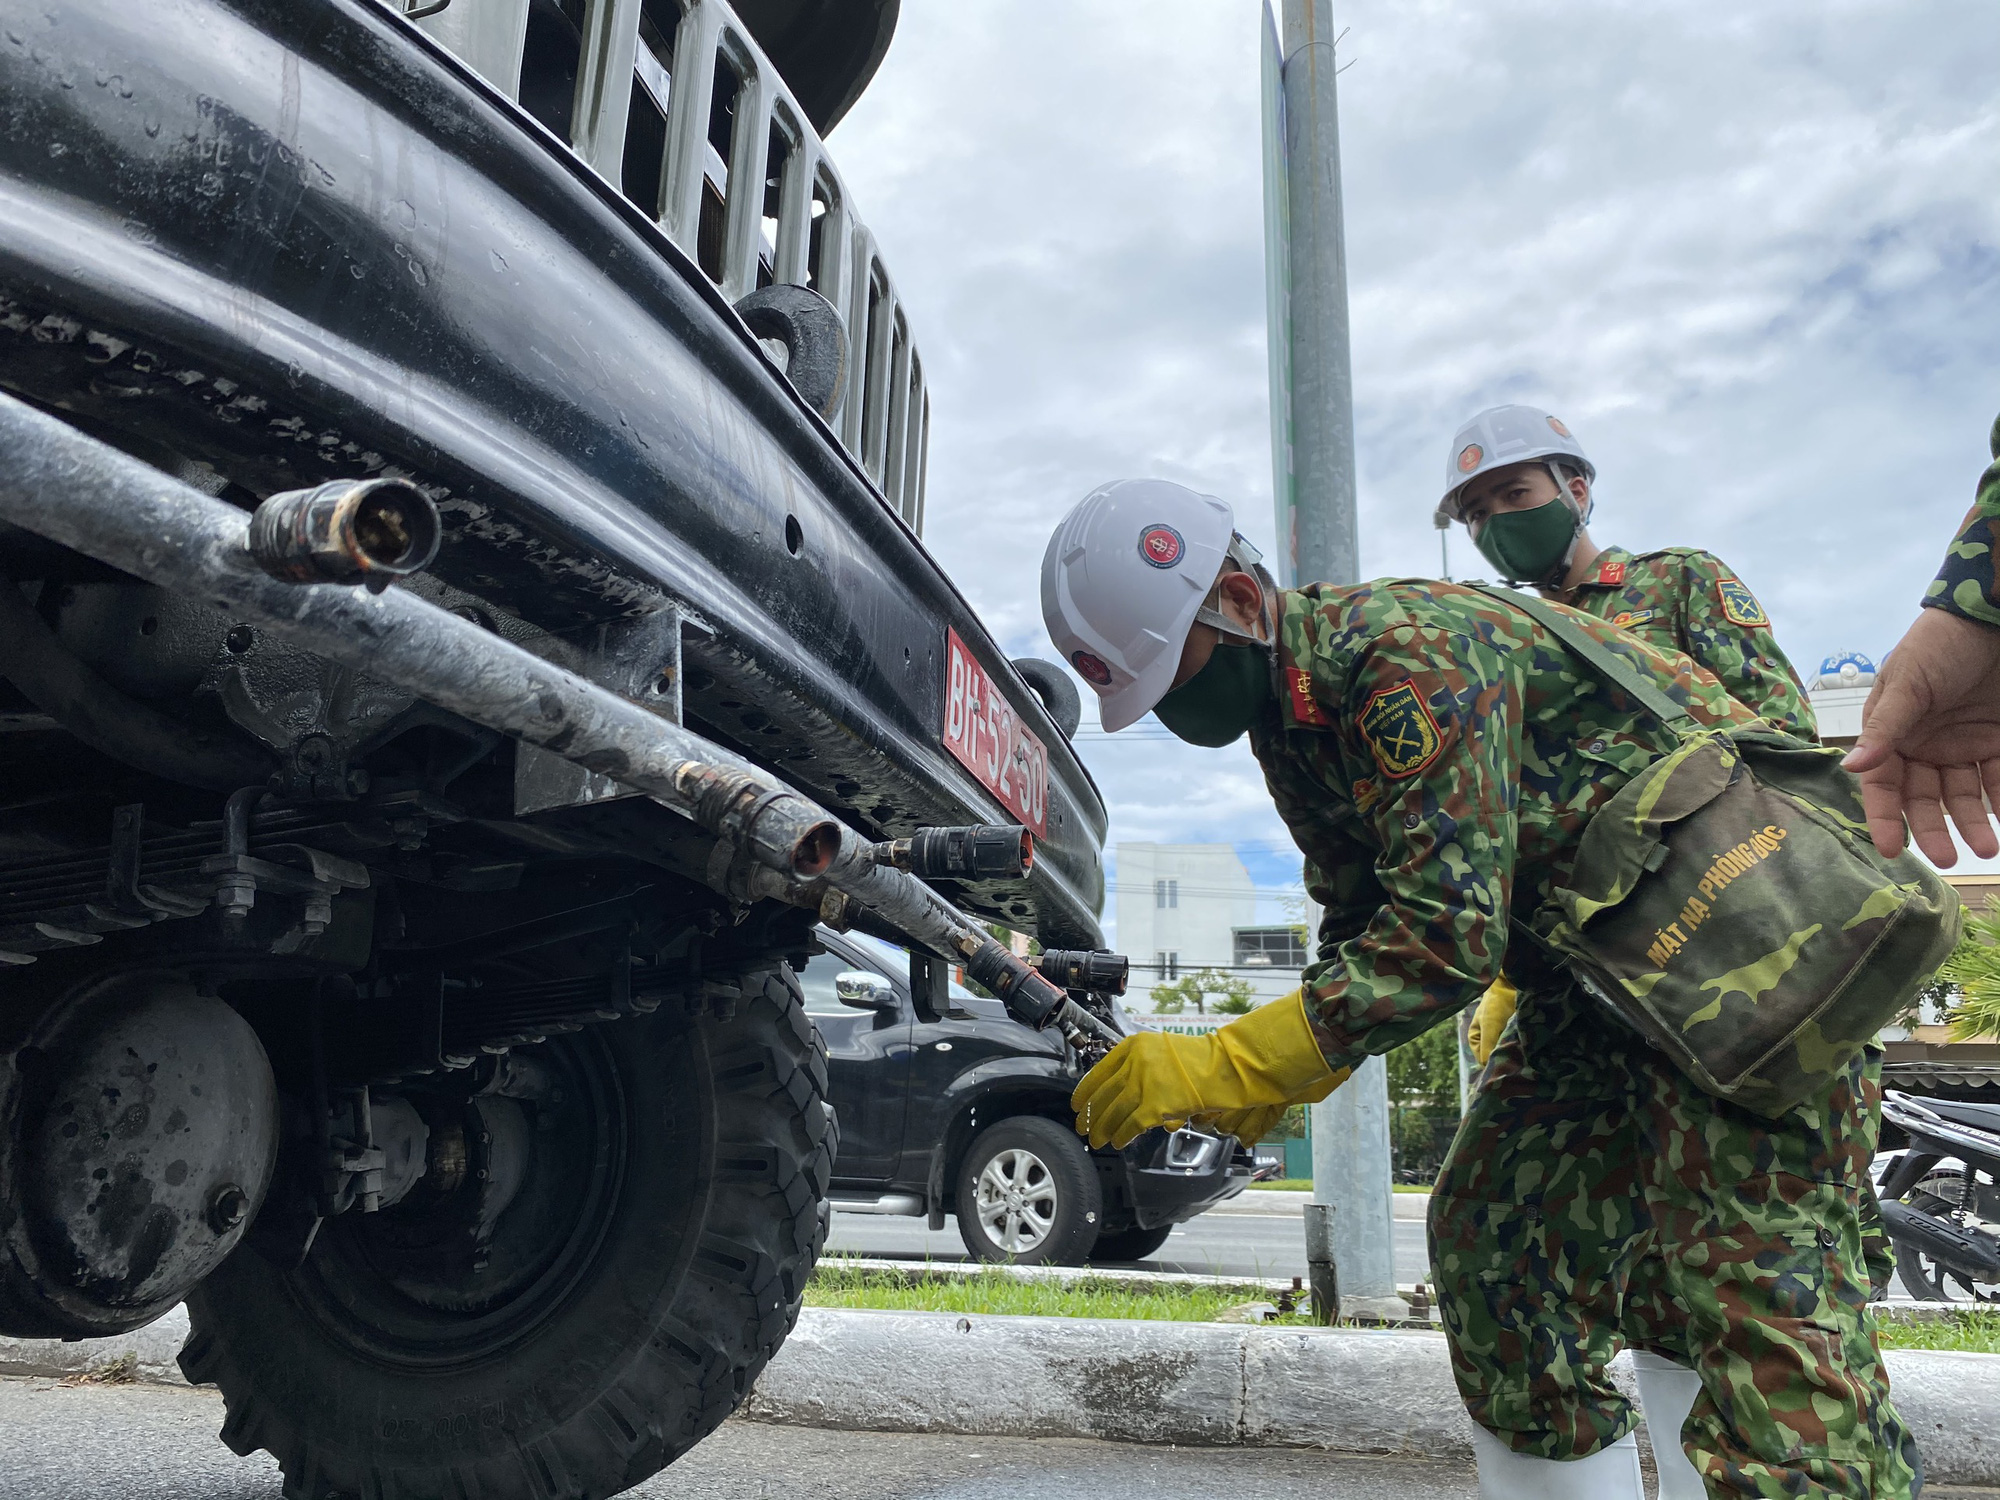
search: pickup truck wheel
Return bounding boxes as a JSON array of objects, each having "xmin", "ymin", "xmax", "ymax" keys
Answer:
[
  {"xmin": 178, "ymin": 965, "xmax": 832, "ymax": 1500},
  {"xmin": 954, "ymin": 1116, "xmax": 1101, "ymax": 1266},
  {"xmin": 1089, "ymin": 1223, "xmax": 1175, "ymax": 1263}
]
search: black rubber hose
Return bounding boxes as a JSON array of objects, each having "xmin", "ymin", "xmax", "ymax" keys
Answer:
[
  {"xmin": 0, "ymin": 580, "xmax": 273, "ymax": 790},
  {"xmin": 1011, "ymin": 657, "xmax": 1082, "ymax": 739}
]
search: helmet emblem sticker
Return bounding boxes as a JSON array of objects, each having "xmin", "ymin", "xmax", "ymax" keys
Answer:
[
  {"xmin": 1547, "ymin": 415, "xmax": 1572, "ymax": 438},
  {"xmin": 1138, "ymin": 524, "xmax": 1185, "ymax": 569},
  {"xmin": 1071, "ymin": 649, "xmax": 1114, "ymax": 686},
  {"xmin": 1456, "ymin": 443, "xmax": 1484, "ymax": 474}
]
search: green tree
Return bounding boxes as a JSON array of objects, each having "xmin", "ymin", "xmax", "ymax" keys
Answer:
[
  {"xmin": 1384, "ymin": 1023, "xmax": 1462, "ymax": 1181},
  {"xmin": 1148, "ymin": 967, "xmax": 1257, "ymax": 1016},
  {"xmin": 1938, "ymin": 898, "xmax": 2000, "ymax": 1043},
  {"xmin": 1386, "ymin": 1022, "xmax": 1459, "ymax": 1107}
]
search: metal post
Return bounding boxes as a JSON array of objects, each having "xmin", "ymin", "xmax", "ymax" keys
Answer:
[
  {"xmin": 1308, "ymin": 1059, "xmax": 1402, "ymax": 1318},
  {"xmin": 1262, "ymin": 0, "xmax": 1360, "ymax": 590},
  {"xmin": 1267, "ymin": 1, "xmax": 1404, "ymax": 1321},
  {"xmin": 1302, "ymin": 1201, "xmax": 1338, "ymax": 1325}
]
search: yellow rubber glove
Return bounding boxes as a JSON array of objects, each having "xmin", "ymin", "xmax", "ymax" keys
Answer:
[
  {"xmin": 1466, "ymin": 977, "xmax": 1517, "ymax": 1066},
  {"xmin": 1205, "ymin": 1063, "xmax": 1354, "ymax": 1147},
  {"xmin": 1072, "ymin": 992, "xmax": 1337, "ymax": 1150}
]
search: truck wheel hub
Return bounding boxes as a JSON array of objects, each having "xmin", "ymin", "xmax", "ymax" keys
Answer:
[{"xmin": 7, "ymin": 973, "xmax": 278, "ymax": 1337}]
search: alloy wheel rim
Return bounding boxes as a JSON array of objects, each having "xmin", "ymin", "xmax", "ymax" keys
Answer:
[{"xmin": 975, "ymin": 1147, "xmax": 1058, "ymax": 1254}]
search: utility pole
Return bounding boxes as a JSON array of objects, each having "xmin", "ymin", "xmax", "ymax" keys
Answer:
[
  {"xmin": 1261, "ymin": 0, "xmax": 1359, "ymax": 591},
  {"xmin": 1261, "ymin": 0, "xmax": 1405, "ymax": 1322}
]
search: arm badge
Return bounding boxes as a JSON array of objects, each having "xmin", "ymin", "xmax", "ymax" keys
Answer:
[
  {"xmin": 1717, "ymin": 578, "xmax": 1769, "ymax": 628},
  {"xmin": 1358, "ymin": 681, "xmax": 1444, "ymax": 778}
]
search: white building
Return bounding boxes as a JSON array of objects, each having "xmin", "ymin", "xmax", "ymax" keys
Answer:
[
  {"xmin": 1806, "ymin": 650, "xmax": 1875, "ymax": 748},
  {"xmin": 1114, "ymin": 843, "xmax": 1304, "ymax": 1009},
  {"xmin": 1115, "ymin": 843, "xmax": 1255, "ymax": 987}
]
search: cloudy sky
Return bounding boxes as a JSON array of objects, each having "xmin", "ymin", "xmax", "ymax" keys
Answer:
[{"xmin": 828, "ymin": 1, "xmax": 2000, "ymax": 943}]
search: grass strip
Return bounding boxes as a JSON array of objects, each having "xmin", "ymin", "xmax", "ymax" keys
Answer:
[
  {"xmin": 807, "ymin": 1265, "xmax": 1313, "ymax": 1324},
  {"xmin": 1875, "ymin": 1307, "xmax": 2000, "ymax": 1355},
  {"xmin": 808, "ymin": 1268, "xmax": 2000, "ymax": 1354}
]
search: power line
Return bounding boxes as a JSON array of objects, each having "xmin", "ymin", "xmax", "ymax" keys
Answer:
[
  {"xmin": 1107, "ymin": 839, "xmax": 1310, "ymax": 854},
  {"xmin": 1129, "ymin": 962, "xmax": 1311, "ymax": 978},
  {"xmin": 1105, "ymin": 886, "xmax": 1305, "ymax": 901}
]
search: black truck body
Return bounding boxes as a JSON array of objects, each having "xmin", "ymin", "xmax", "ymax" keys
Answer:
[
  {"xmin": 808, "ymin": 927, "xmax": 1248, "ymax": 1265},
  {"xmin": 0, "ymin": 0, "xmax": 1105, "ymax": 943},
  {"xmin": 0, "ymin": 3, "xmax": 1114, "ymax": 1496}
]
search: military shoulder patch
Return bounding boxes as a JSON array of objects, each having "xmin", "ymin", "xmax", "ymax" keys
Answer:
[
  {"xmin": 1286, "ymin": 664, "xmax": 1333, "ymax": 728},
  {"xmin": 1611, "ymin": 608, "xmax": 1657, "ymax": 629},
  {"xmin": 1358, "ymin": 681, "xmax": 1444, "ymax": 778},
  {"xmin": 1717, "ymin": 577, "xmax": 1768, "ymax": 628}
]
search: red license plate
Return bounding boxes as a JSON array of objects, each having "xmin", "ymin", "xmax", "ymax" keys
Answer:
[{"xmin": 943, "ymin": 628, "xmax": 1048, "ymax": 839}]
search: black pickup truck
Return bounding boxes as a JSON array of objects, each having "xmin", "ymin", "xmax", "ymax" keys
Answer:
[
  {"xmin": 0, "ymin": 2, "xmax": 1116, "ymax": 1497},
  {"xmin": 806, "ymin": 928, "xmax": 1250, "ymax": 1265}
]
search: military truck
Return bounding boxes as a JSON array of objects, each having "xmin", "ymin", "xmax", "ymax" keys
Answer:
[{"xmin": 0, "ymin": 1, "xmax": 1114, "ymax": 1494}]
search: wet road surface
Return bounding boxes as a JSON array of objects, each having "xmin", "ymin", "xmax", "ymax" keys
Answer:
[{"xmin": 0, "ymin": 1376, "xmax": 1488, "ymax": 1499}]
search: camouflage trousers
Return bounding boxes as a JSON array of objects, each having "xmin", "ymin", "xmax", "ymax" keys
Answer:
[{"xmin": 1428, "ymin": 986, "xmax": 1920, "ymax": 1497}]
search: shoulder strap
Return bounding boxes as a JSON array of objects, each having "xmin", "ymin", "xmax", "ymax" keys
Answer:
[{"xmin": 1466, "ymin": 583, "xmax": 1699, "ymax": 734}]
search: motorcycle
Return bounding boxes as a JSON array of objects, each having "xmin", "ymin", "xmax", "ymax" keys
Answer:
[{"xmin": 1877, "ymin": 1090, "xmax": 2000, "ymax": 1304}]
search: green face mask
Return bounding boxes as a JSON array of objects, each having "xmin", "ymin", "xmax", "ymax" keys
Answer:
[
  {"xmin": 1473, "ymin": 497, "xmax": 1578, "ymax": 585},
  {"xmin": 1152, "ymin": 643, "xmax": 1272, "ymax": 747}
]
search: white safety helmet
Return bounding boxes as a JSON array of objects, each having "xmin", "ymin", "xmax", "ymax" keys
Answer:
[
  {"xmin": 1435, "ymin": 404, "xmax": 1596, "ymax": 526},
  {"xmin": 1041, "ymin": 479, "xmax": 1258, "ymax": 733}
]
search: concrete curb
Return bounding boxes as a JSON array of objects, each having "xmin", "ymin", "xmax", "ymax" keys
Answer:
[
  {"xmin": 5, "ymin": 1304, "xmax": 1996, "ymax": 1484},
  {"xmin": 0, "ymin": 1305, "xmax": 190, "ymax": 1385},
  {"xmin": 746, "ymin": 1310, "xmax": 2000, "ymax": 1485}
]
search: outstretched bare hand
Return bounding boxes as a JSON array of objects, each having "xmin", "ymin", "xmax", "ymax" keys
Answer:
[{"xmin": 1844, "ymin": 607, "xmax": 2000, "ymax": 865}]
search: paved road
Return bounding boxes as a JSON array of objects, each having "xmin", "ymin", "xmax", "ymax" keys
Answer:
[
  {"xmin": 0, "ymin": 1377, "xmax": 1488, "ymax": 1499},
  {"xmin": 829, "ymin": 1206, "xmax": 1434, "ymax": 1283},
  {"xmin": 829, "ymin": 1206, "xmax": 1928, "ymax": 1301}
]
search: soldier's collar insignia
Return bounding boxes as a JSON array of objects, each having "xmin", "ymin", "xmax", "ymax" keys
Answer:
[
  {"xmin": 1594, "ymin": 559, "xmax": 1627, "ymax": 586},
  {"xmin": 1359, "ymin": 681, "xmax": 1443, "ymax": 778},
  {"xmin": 1286, "ymin": 665, "xmax": 1333, "ymax": 728},
  {"xmin": 1717, "ymin": 577, "xmax": 1769, "ymax": 628},
  {"xmin": 1611, "ymin": 608, "xmax": 1656, "ymax": 629}
]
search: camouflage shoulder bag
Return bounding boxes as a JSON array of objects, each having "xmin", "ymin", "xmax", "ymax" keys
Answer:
[{"xmin": 1470, "ymin": 585, "xmax": 1961, "ymax": 1118}]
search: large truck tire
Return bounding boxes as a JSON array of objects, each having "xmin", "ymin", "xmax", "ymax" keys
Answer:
[{"xmin": 179, "ymin": 965, "xmax": 831, "ymax": 1500}]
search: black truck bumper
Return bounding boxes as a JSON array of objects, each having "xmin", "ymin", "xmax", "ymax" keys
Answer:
[{"xmin": 1104, "ymin": 1129, "xmax": 1253, "ymax": 1232}]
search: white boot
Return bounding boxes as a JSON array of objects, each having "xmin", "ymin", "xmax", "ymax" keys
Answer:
[
  {"xmin": 1469, "ymin": 1425, "xmax": 1644, "ymax": 1499},
  {"xmin": 1632, "ymin": 1350, "xmax": 1708, "ymax": 1500}
]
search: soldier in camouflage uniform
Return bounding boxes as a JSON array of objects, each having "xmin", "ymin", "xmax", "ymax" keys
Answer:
[
  {"xmin": 1919, "ymin": 410, "xmax": 2000, "ymax": 630},
  {"xmin": 1848, "ymin": 411, "xmax": 2000, "ymax": 865},
  {"xmin": 1436, "ymin": 404, "xmax": 1809, "ymax": 735},
  {"xmin": 1438, "ymin": 407, "xmax": 1899, "ymax": 1342},
  {"xmin": 1042, "ymin": 478, "xmax": 1920, "ymax": 1499}
]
